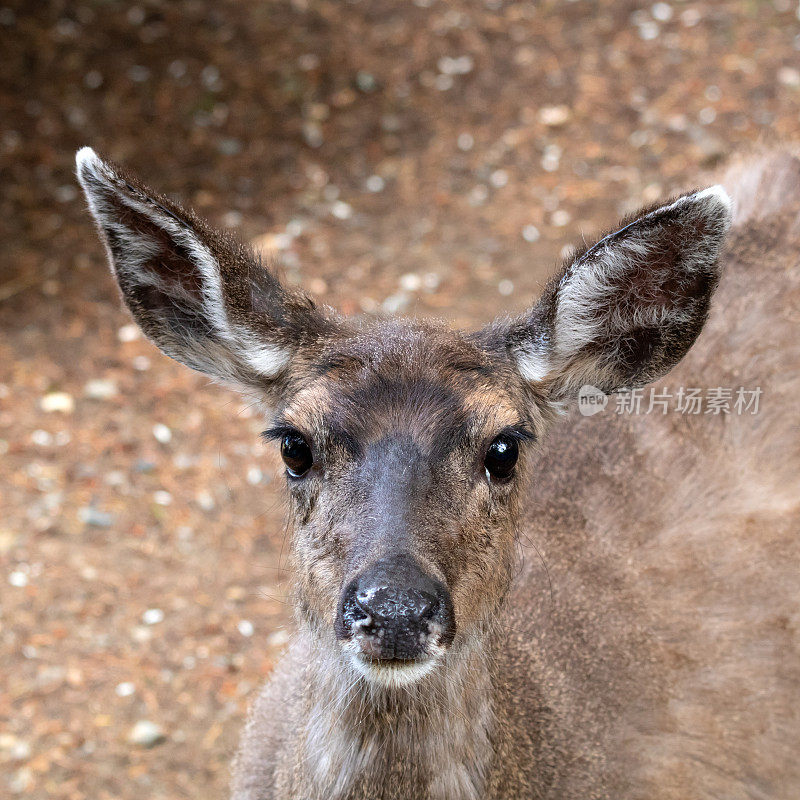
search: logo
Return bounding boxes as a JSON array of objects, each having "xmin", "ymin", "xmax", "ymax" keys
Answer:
[{"xmin": 578, "ymin": 384, "xmax": 608, "ymax": 416}]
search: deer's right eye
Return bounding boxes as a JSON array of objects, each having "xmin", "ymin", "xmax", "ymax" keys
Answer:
[{"xmin": 280, "ymin": 433, "xmax": 313, "ymax": 478}]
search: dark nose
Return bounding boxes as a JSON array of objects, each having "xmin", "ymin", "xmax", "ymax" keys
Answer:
[
  {"xmin": 335, "ymin": 554, "xmax": 455, "ymax": 660},
  {"xmin": 355, "ymin": 585, "xmax": 434, "ymax": 625}
]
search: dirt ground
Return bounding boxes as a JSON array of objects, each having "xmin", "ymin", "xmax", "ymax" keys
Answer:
[{"xmin": 2, "ymin": 1, "xmax": 799, "ymax": 798}]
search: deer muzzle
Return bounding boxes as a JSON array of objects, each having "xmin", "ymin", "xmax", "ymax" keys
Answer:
[{"xmin": 335, "ymin": 553, "xmax": 455, "ymax": 672}]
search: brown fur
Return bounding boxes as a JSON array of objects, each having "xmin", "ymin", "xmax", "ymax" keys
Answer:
[
  {"xmin": 77, "ymin": 146, "xmax": 800, "ymax": 799},
  {"xmin": 233, "ymin": 153, "xmax": 800, "ymax": 799}
]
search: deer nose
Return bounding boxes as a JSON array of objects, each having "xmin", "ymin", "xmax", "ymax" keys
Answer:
[
  {"xmin": 335, "ymin": 554, "xmax": 455, "ymax": 660},
  {"xmin": 354, "ymin": 586, "xmax": 435, "ymax": 625}
]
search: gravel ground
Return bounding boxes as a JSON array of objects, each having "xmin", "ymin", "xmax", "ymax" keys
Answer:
[{"xmin": 2, "ymin": 1, "xmax": 800, "ymax": 798}]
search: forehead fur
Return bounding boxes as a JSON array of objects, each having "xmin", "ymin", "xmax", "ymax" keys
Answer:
[{"xmin": 280, "ymin": 319, "xmax": 528, "ymax": 450}]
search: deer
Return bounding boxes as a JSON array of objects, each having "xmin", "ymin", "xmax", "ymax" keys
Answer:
[{"xmin": 76, "ymin": 145, "xmax": 800, "ymax": 800}]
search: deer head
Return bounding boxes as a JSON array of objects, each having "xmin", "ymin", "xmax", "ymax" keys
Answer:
[{"xmin": 77, "ymin": 147, "xmax": 731, "ymax": 688}]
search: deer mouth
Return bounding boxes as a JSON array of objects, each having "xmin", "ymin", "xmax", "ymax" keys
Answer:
[
  {"xmin": 349, "ymin": 650, "xmax": 440, "ymax": 687},
  {"xmin": 334, "ymin": 554, "xmax": 456, "ymax": 683}
]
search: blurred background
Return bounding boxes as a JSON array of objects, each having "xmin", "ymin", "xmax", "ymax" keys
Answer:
[{"xmin": 2, "ymin": 1, "xmax": 800, "ymax": 798}]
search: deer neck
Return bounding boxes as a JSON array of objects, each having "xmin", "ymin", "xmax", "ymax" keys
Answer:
[{"xmin": 298, "ymin": 629, "xmax": 496, "ymax": 800}]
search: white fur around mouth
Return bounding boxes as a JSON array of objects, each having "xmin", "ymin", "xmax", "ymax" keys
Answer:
[{"xmin": 349, "ymin": 653, "xmax": 439, "ymax": 687}]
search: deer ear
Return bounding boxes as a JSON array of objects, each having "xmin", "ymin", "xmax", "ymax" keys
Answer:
[
  {"xmin": 495, "ymin": 187, "xmax": 732, "ymax": 401},
  {"xmin": 76, "ymin": 148, "xmax": 336, "ymax": 396}
]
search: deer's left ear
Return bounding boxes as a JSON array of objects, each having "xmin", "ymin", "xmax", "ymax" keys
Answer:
[
  {"xmin": 76, "ymin": 148, "xmax": 340, "ymax": 398},
  {"xmin": 490, "ymin": 187, "xmax": 732, "ymax": 400}
]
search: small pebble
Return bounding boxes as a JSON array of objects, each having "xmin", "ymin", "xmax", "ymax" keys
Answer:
[
  {"xmin": 267, "ymin": 628, "xmax": 291, "ymax": 648},
  {"xmin": 54, "ymin": 185, "xmax": 77, "ymax": 203},
  {"xmin": 437, "ymin": 55, "xmax": 474, "ymax": 75},
  {"xmin": 457, "ymin": 132, "xmax": 474, "ymax": 151},
  {"xmin": 468, "ymin": 185, "xmax": 489, "ymax": 206},
  {"xmin": 127, "ymin": 65, "xmax": 150, "ymax": 83},
  {"xmin": 522, "ymin": 224, "xmax": 540, "ymax": 242},
  {"xmin": 31, "ymin": 430, "xmax": 53, "ymax": 446},
  {"xmin": 84, "ymin": 69, "xmax": 103, "ymax": 89},
  {"xmin": 9, "ymin": 570, "xmax": 29, "ymax": 588},
  {"xmin": 297, "ymin": 52, "xmax": 320, "ymax": 71},
  {"xmin": 118, "ymin": 324, "xmax": 140, "ymax": 342},
  {"xmin": 637, "ymin": 20, "xmax": 659, "ymax": 40},
  {"xmin": 152, "ymin": 423, "xmax": 172, "ymax": 444},
  {"xmin": 538, "ymin": 105, "xmax": 571, "ymax": 127},
  {"xmin": 40, "ymin": 392, "xmax": 74, "ymax": 413},
  {"xmin": 302, "ymin": 121, "xmax": 323, "ymax": 148},
  {"xmin": 355, "ymin": 71, "xmax": 377, "ymax": 92},
  {"xmin": 84, "ymin": 379, "xmax": 118, "ymax": 399},
  {"xmin": 381, "ymin": 292, "xmax": 410, "ymax": 314},
  {"xmin": 142, "ymin": 608, "xmax": 164, "ymax": 625},
  {"xmin": 153, "ymin": 490, "xmax": 172, "ymax": 506},
  {"xmin": 680, "ymin": 8, "xmax": 700, "ymax": 26},
  {"xmin": 331, "ymin": 201, "xmax": 353, "ymax": 220},
  {"xmin": 435, "ymin": 73, "xmax": 454, "ymax": 91},
  {"xmin": 422, "ymin": 272, "xmax": 441, "ymax": 290},
  {"xmin": 778, "ymin": 66, "xmax": 800, "ymax": 87},
  {"xmin": 226, "ymin": 585, "xmax": 246, "ymax": 601},
  {"xmin": 498, "ymin": 279, "xmax": 514, "ymax": 296},
  {"xmin": 0, "ymin": 734, "xmax": 31, "ymax": 761},
  {"xmin": 651, "ymin": 3, "xmax": 673, "ymax": 22},
  {"xmin": 168, "ymin": 59, "xmax": 186, "ymax": 78},
  {"xmin": 698, "ymin": 106, "xmax": 717, "ymax": 125},
  {"xmin": 285, "ymin": 219, "xmax": 305, "ymax": 237},
  {"xmin": 79, "ymin": 506, "xmax": 115, "ymax": 528},
  {"xmin": 560, "ymin": 244, "xmax": 576, "ymax": 260},
  {"xmin": 9, "ymin": 767, "xmax": 32, "ymax": 793},
  {"xmin": 128, "ymin": 720, "xmax": 166, "ymax": 748},
  {"xmin": 399, "ymin": 273, "xmax": 422, "ymax": 292},
  {"xmin": 489, "ymin": 169, "xmax": 509, "ymax": 188},
  {"xmin": 196, "ymin": 490, "xmax": 215, "ymax": 511},
  {"xmin": 201, "ymin": 65, "xmax": 221, "ymax": 90},
  {"xmin": 131, "ymin": 626, "xmax": 152, "ymax": 643},
  {"xmin": 380, "ymin": 113, "xmax": 401, "ymax": 132}
]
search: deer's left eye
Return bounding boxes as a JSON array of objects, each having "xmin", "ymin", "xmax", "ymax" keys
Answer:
[
  {"xmin": 484, "ymin": 435, "xmax": 519, "ymax": 482},
  {"xmin": 281, "ymin": 433, "xmax": 313, "ymax": 478}
]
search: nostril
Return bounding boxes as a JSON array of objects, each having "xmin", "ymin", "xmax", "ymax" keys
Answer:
[
  {"xmin": 355, "ymin": 588, "xmax": 375, "ymax": 611},
  {"xmin": 354, "ymin": 586, "xmax": 438, "ymax": 625},
  {"xmin": 411, "ymin": 594, "xmax": 435, "ymax": 622}
]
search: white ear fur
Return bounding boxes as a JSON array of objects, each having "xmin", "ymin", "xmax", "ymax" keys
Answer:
[{"xmin": 515, "ymin": 186, "xmax": 732, "ymax": 395}]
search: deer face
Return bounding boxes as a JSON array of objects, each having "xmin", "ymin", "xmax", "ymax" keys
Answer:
[
  {"xmin": 76, "ymin": 148, "xmax": 731, "ymax": 688},
  {"xmin": 267, "ymin": 321, "xmax": 542, "ymax": 685}
]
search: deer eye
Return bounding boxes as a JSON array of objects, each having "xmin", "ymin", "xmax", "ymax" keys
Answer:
[
  {"xmin": 280, "ymin": 433, "xmax": 313, "ymax": 478},
  {"xmin": 484, "ymin": 434, "xmax": 519, "ymax": 482}
]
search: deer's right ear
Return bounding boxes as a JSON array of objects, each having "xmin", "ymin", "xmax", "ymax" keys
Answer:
[
  {"xmin": 76, "ymin": 148, "xmax": 337, "ymax": 397},
  {"xmin": 483, "ymin": 187, "xmax": 731, "ymax": 404}
]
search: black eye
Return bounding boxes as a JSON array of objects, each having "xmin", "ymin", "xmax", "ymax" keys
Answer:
[
  {"xmin": 484, "ymin": 435, "xmax": 519, "ymax": 482},
  {"xmin": 280, "ymin": 433, "xmax": 313, "ymax": 478}
]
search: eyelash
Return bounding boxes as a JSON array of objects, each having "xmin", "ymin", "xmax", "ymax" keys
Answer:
[
  {"xmin": 261, "ymin": 425, "xmax": 300, "ymax": 443},
  {"xmin": 261, "ymin": 426, "xmax": 536, "ymax": 454}
]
